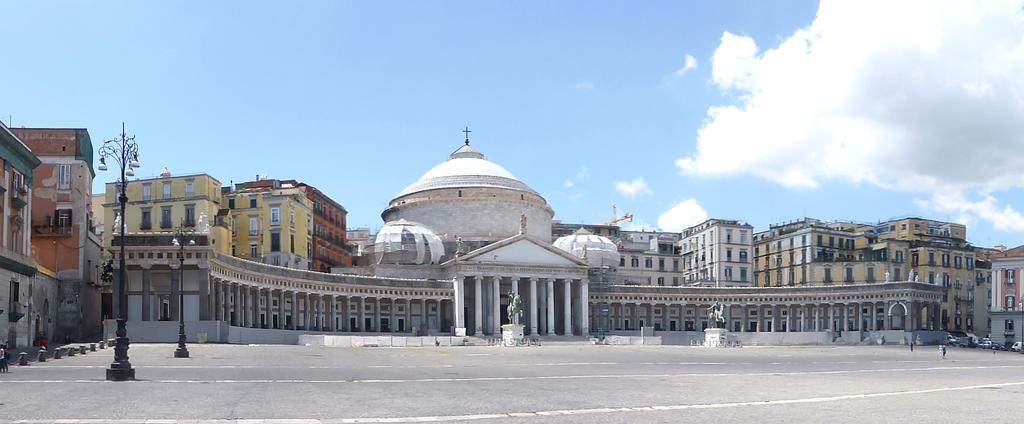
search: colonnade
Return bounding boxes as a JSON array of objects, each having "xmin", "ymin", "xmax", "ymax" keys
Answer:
[
  {"xmin": 595, "ymin": 300, "xmax": 942, "ymax": 333},
  {"xmin": 208, "ymin": 278, "xmax": 451, "ymax": 334},
  {"xmin": 453, "ymin": 275, "xmax": 589, "ymax": 336}
]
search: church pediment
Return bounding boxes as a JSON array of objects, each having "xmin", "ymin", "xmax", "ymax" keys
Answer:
[{"xmin": 444, "ymin": 234, "xmax": 588, "ymax": 268}]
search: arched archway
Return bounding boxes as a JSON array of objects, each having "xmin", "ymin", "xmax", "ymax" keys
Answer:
[{"xmin": 887, "ymin": 302, "xmax": 907, "ymax": 330}]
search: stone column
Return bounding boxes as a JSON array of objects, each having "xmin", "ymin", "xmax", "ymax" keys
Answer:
[
  {"xmin": 222, "ymin": 283, "xmax": 230, "ymax": 324},
  {"xmin": 390, "ymin": 298, "xmax": 397, "ymax": 333},
  {"xmin": 829, "ymin": 303, "xmax": 836, "ymax": 334},
  {"xmin": 171, "ymin": 266, "xmax": 181, "ymax": 321},
  {"xmin": 546, "ymin": 279, "xmax": 556, "ymax": 335},
  {"xmin": 239, "ymin": 284, "xmax": 247, "ymax": 327},
  {"xmin": 562, "ymin": 279, "xmax": 573, "ymax": 335},
  {"xmin": 326, "ymin": 295, "xmax": 335, "ymax": 331},
  {"xmin": 474, "ymin": 276, "xmax": 483, "ymax": 335},
  {"xmin": 357, "ymin": 296, "xmax": 365, "ymax": 332},
  {"xmin": 290, "ymin": 291, "xmax": 299, "ymax": 330},
  {"xmin": 199, "ymin": 270, "xmax": 211, "ymax": 321},
  {"xmin": 374, "ymin": 297, "xmax": 381, "ymax": 332},
  {"xmin": 276, "ymin": 290, "xmax": 284, "ymax": 329},
  {"xmin": 406, "ymin": 299, "xmax": 413, "ymax": 333},
  {"xmin": 580, "ymin": 280, "xmax": 589, "ymax": 336},
  {"xmin": 454, "ymin": 276, "xmax": 465, "ymax": 330},
  {"xmin": 492, "ymin": 277, "xmax": 501, "ymax": 334},
  {"xmin": 786, "ymin": 305, "xmax": 792, "ymax": 332},
  {"xmin": 814, "ymin": 305, "xmax": 820, "ymax": 331},
  {"xmin": 842, "ymin": 304, "xmax": 849, "ymax": 332}
]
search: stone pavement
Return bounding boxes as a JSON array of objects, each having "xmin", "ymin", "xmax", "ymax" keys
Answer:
[{"xmin": 1, "ymin": 343, "xmax": 1023, "ymax": 423}]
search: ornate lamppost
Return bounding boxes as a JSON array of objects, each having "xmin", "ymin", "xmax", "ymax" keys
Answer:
[
  {"xmin": 99, "ymin": 123, "xmax": 140, "ymax": 381},
  {"xmin": 172, "ymin": 221, "xmax": 195, "ymax": 358}
]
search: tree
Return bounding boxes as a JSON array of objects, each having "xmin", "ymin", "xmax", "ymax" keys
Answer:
[{"xmin": 101, "ymin": 256, "xmax": 113, "ymax": 283}]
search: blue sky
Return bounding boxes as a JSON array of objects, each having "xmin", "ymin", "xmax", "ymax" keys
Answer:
[{"xmin": 2, "ymin": 1, "xmax": 1022, "ymax": 247}]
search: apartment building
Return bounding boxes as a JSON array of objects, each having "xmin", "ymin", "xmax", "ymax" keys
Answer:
[
  {"xmin": 225, "ymin": 178, "xmax": 312, "ymax": 269},
  {"xmin": 679, "ymin": 219, "xmax": 754, "ymax": 287}
]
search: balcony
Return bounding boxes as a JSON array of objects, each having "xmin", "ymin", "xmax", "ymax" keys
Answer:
[
  {"xmin": 160, "ymin": 220, "xmax": 173, "ymax": 229},
  {"xmin": 33, "ymin": 224, "xmax": 73, "ymax": 236},
  {"xmin": 139, "ymin": 222, "xmax": 152, "ymax": 230},
  {"xmin": 10, "ymin": 192, "xmax": 27, "ymax": 209}
]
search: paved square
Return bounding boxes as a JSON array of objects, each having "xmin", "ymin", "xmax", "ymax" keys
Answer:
[{"xmin": 1, "ymin": 343, "xmax": 1023, "ymax": 423}]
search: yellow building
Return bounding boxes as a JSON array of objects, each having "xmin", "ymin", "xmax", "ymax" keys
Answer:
[
  {"xmin": 754, "ymin": 218, "xmax": 907, "ymax": 288},
  {"xmin": 875, "ymin": 218, "xmax": 976, "ymax": 335},
  {"xmin": 103, "ymin": 170, "xmax": 231, "ymax": 255},
  {"xmin": 224, "ymin": 178, "xmax": 312, "ymax": 269}
]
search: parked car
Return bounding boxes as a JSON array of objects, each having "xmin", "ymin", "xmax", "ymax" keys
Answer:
[
  {"xmin": 1012, "ymin": 342, "xmax": 1023, "ymax": 352},
  {"xmin": 991, "ymin": 344, "xmax": 1008, "ymax": 351},
  {"xmin": 978, "ymin": 340, "xmax": 993, "ymax": 349}
]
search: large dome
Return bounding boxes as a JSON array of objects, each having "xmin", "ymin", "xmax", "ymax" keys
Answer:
[
  {"xmin": 394, "ymin": 144, "xmax": 539, "ymax": 198},
  {"xmin": 383, "ymin": 138, "xmax": 555, "ymax": 242},
  {"xmin": 554, "ymin": 229, "xmax": 620, "ymax": 268}
]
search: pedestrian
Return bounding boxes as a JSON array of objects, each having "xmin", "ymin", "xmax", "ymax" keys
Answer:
[
  {"xmin": 0, "ymin": 344, "xmax": 8, "ymax": 373},
  {"xmin": 939, "ymin": 344, "xmax": 947, "ymax": 359},
  {"xmin": 910, "ymin": 341, "xmax": 914, "ymax": 352}
]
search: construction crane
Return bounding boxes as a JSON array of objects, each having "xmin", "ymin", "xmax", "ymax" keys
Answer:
[{"xmin": 603, "ymin": 204, "xmax": 633, "ymax": 226}]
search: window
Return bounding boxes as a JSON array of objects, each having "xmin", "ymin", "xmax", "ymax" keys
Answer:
[
  {"xmin": 928, "ymin": 252, "xmax": 935, "ymax": 265},
  {"xmin": 739, "ymin": 250, "xmax": 748, "ymax": 262},
  {"xmin": 58, "ymin": 164, "xmax": 72, "ymax": 190},
  {"xmin": 740, "ymin": 268, "xmax": 747, "ymax": 282},
  {"xmin": 672, "ymin": 259, "xmax": 679, "ymax": 272},
  {"xmin": 142, "ymin": 184, "xmax": 152, "ymax": 201},
  {"xmin": 817, "ymin": 235, "xmax": 823, "ymax": 246},
  {"xmin": 249, "ymin": 242, "xmax": 259, "ymax": 258},
  {"xmin": 184, "ymin": 204, "xmax": 195, "ymax": 226},
  {"xmin": 1007, "ymin": 296, "xmax": 1017, "ymax": 310},
  {"xmin": 867, "ymin": 267, "xmax": 875, "ymax": 282},
  {"xmin": 162, "ymin": 181, "xmax": 172, "ymax": 199},
  {"xmin": 290, "ymin": 234, "xmax": 295, "ymax": 253},
  {"xmin": 249, "ymin": 217, "xmax": 259, "ymax": 235},
  {"xmin": 724, "ymin": 267, "xmax": 733, "ymax": 280},
  {"xmin": 1006, "ymin": 320, "xmax": 1015, "ymax": 331},
  {"xmin": 824, "ymin": 268, "xmax": 832, "ymax": 283},
  {"xmin": 185, "ymin": 180, "xmax": 195, "ymax": 197},
  {"xmin": 845, "ymin": 267, "xmax": 853, "ymax": 282},
  {"xmin": 929, "ymin": 272, "xmax": 936, "ymax": 284},
  {"xmin": 658, "ymin": 258, "xmax": 665, "ymax": 271},
  {"xmin": 631, "ymin": 257, "xmax": 639, "ymax": 267},
  {"xmin": 271, "ymin": 207, "xmax": 281, "ymax": 225},
  {"xmin": 140, "ymin": 208, "xmax": 152, "ymax": 230},
  {"xmin": 270, "ymin": 232, "xmax": 281, "ymax": 252},
  {"xmin": 645, "ymin": 258, "xmax": 653, "ymax": 268},
  {"xmin": 727, "ymin": 249, "xmax": 733, "ymax": 262},
  {"xmin": 726, "ymin": 230, "xmax": 733, "ymax": 243},
  {"xmin": 290, "ymin": 209, "xmax": 295, "ymax": 225},
  {"xmin": 228, "ymin": 198, "xmax": 235, "ymax": 209},
  {"xmin": 250, "ymin": 198, "xmax": 257, "ymax": 208},
  {"xmin": 9, "ymin": 280, "xmax": 20, "ymax": 302},
  {"xmin": 942, "ymin": 254, "xmax": 950, "ymax": 267},
  {"xmin": 619, "ymin": 257, "xmax": 625, "ymax": 267},
  {"xmin": 657, "ymin": 277, "xmax": 664, "ymax": 286},
  {"xmin": 160, "ymin": 206, "xmax": 172, "ymax": 228}
]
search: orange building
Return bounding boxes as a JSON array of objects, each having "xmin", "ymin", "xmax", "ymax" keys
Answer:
[
  {"xmin": 298, "ymin": 182, "xmax": 351, "ymax": 272},
  {"xmin": 13, "ymin": 128, "xmax": 104, "ymax": 341}
]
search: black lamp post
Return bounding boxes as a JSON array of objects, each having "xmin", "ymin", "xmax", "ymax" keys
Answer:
[
  {"xmin": 99, "ymin": 123, "xmax": 140, "ymax": 381},
  {"xmin": 172, "ymin": 221, "xmax": 194, "ymax": 358}
]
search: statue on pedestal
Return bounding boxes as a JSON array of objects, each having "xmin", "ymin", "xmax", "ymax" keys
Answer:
[
  {"xmin": 884, "ymin": 270, "xmax": 891, "ymax": 282},
  {"xmin": 507, "ymin": 289, "xmax": 523, "ymax": 325},
  {"xmin": 519, "ymin": 214, "xmax": 527, "ymax": 235},
  {"xmin": 706, "ymin": 301, "xmax": 726, "ymax": 329}
]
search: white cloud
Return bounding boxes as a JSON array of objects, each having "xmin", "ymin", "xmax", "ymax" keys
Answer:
[
  {"xmin": 614, "ymin": 177, "xmax": 653, "ymax": 198},
  {"xmin": 563, "ymin": 179, "xmax": 575, "ymax": 189},
  {"xmin": 576, "ymin": 166, "xmax": 590, "ymax": 180},
  {"xmin": 915, "ymin": 193, "xmax": 1024, "ymax": 232},
  {"xmin": 676, "ymin": 0, "xmax": 1024, "ymax": 231},
  {"xmin": 657, "ymin": 199, "xmax": 709, "ymax": 232},
  {"xmin": 569, "ymin": 192, "xmax": 584, "ymax": 201},
  {"xmin": 674, "ymin": 54, "xmax": 698, "ymax": 77},
  {"xmin": 574, "ymin": 81, "xmax": 594, "ymax": 91}
]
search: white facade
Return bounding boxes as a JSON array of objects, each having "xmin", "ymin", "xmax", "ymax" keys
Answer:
[{"xmin": 680, "ymin": 219, "xmax": 754, "ymax": 287}]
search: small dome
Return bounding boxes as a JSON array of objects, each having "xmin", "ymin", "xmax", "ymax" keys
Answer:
[
  {"xmin": 374, "ymin": 219, "xmax": 446, "ymax": 265},
  {"xmin": 553, "ymin": 229, "xmax": 620, "ymax": 268}
]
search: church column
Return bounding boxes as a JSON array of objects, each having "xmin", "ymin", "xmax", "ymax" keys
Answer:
[
  {"xmin": 390, "ymin": 298, "xmax": 397, "ymax": 333},
  {"xmin": 277, "ymin": 289, "xmax": 285, "ymax": 329},
  {"xmin": 814, "ymin": 304, "xmax": 820, "ymax": 331},
  {"xmin": 546, "ymin": 279, "xmax": 556, "ymax": 335},
  {"xmin": 454, "ymin": 276, "xmax": 465, "ymax": 330},
  {"xmin": 474, "ymin": 276, "xmax": 483, "ymax": 336},
  {"xmin": 222, "ymin": 283, "xmax": 230, "ymax": 324},
  {"xmin": 829, "ymin": 303, "xmax": 836, "ymax": 334},
  {"xmin": 326, "ymin": 294, "xmax": 334, "ymax": 331},
  {"xmin": 492, "ymin": 276, "xmax": 501, "ymax": 334},
  {"xmin": 786, "ymin": 305, "xmax": 792, "ymax": 332},
  {"xmin": 563, "ymin": 279, "xmax": 573, "ymax": 335},
  {"xmin": 580, "ymin": 280, "xmax": 589, "ymax": 336},
  {"xmin": 872, "ymin": 302, "xmax": 878, "ymax": 331},
  {"xmin": 843, "ymin": 304, "xmax": 849, "ymax": 332},
  {"xmin": 529, "ymin": 278, "xmax": 538, "ymax": 335}
]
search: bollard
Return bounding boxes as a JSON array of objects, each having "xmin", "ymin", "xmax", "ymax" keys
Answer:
[
  {"xmin": 90, "ymin": 343, "xmax": 96, "ymax": 352},
  {"xmin": 53, "ymin": 348, "xmax": 63, "ymax": 359},
  {"xmin": 99, "ymin": 341, "xmax": 106, "ymax": 349},
  {"xmin": 18, "ymin": 352, "xmax": 29, "ymax": 366},
  {"xmin": 79, "ymin": 345, "xmax": 87, "ymax": 355},
  {"xmin": 38, "ymin": 350, "xmax": 48, "ymax": 362},
  {"xmin": 68, "ymin": 347, "xmax": 76, "ymax": 357}
]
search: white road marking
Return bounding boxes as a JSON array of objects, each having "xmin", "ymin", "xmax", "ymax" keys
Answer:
[
  {"xmin": 5, "ymin": 381, "xmax": 1024, "ymax": 423},
  {"xmin": 5, "ymin": 364, "xmax": 1024, "ymax": 384}
]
